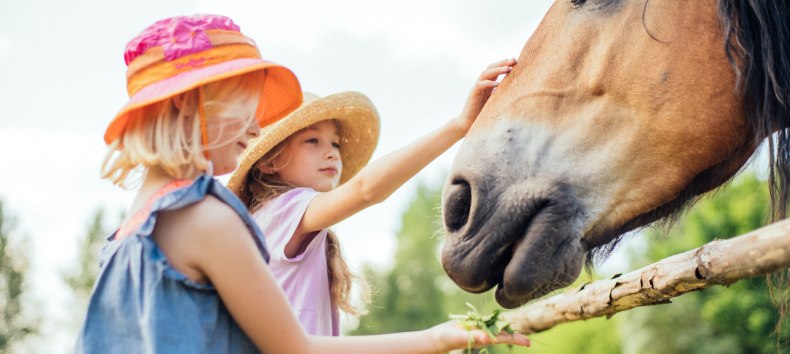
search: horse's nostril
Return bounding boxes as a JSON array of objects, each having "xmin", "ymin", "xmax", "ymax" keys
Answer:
[{"xmin": 444, "ymin": 178, "xmax": 472, "ymax": 233}]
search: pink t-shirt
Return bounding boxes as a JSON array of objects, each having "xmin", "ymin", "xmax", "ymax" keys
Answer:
[{"xmin": 252, "ymin": 188, "xmax": 340, "ymax": 336}]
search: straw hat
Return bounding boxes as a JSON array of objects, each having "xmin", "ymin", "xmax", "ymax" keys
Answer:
[
  {"xmin": 227, "ymin": 91, "xmax": 380, "ymax": 196},
  {"xmin": 104, "ymin": 14, "xmax": 302, "ymax": 145}
]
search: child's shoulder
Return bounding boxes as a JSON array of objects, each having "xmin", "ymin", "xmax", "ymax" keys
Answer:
[
  {"xmin": 263, "ymin": 187, "xmax": 318, "ymax": 209},
  {"xmin": 153, "ymin": 194, "xmax": 263, "ymax": 283},
  {"xmin": 164, "ymin": 195, "xmax": 247, "ymax": 237},
  {"xmin": 285, "ymin": 187, "xmax": 318, "ymax": 197},
  {"xmin": 190, "ymin": 195, "xmax": 244, "ymax": 225}
]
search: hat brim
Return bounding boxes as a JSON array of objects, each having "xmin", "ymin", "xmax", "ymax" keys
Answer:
[
  {"xmin": 104, "ymin": 58, "xmax": 302, "ymax": 144},
  {"xmin": 227, "ymin": 91, "xmax": 380, "ymax": 196}
]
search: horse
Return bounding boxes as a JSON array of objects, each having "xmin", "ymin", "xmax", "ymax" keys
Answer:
[{"xmin": 441, "ymin": 0, "xmax": 790, "ymax": 309}]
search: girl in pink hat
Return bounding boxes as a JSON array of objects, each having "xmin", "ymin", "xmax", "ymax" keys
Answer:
[
  {"xmin": 75, "ymin": 14, "xmax": 528, "ymax": 354},
  {"xmin": 226, "ymin": 58, "xmax": 517, "ymax": 337}
]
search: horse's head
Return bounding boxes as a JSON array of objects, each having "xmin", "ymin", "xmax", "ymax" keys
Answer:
[{"xmin": 442, "ymin": 0, "xmax": 790, "ymax": 308}]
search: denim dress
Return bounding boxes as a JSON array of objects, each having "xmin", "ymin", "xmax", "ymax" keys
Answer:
[{"xmin": 74, "ymin": 175, "xmax": 269, "ymax": 353}]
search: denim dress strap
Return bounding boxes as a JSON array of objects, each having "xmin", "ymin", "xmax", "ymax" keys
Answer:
[{"xmin": 75, "ymin": 174, "xmax": 267, "ymax": 354}]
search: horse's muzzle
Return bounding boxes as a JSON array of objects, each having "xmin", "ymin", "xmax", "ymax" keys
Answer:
[{"xmin": 441, "ymin": 172, "xmax": 587, "ymax": 308}]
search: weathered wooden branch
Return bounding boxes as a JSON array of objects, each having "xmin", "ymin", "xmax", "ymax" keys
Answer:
[{"xmin": 503, "ymin": 218, "xmax": 790, "ymax": 334}]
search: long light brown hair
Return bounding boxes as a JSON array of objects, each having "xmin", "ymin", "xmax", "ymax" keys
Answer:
[{"xmin": 240, "ymin": 136, "xmax": 371, "ymax": 316}]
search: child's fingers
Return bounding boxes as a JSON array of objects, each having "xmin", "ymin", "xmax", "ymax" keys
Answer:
[
  {"xmin": 469, "ymin": 330, "xmax": 492, "ymax": 345},
  {"xmin": 474, "ymin": 80, "xmax": 499, "ymax": 90},
  {"xmin": 469, "ymin": 330, "xmax": 531, "ymax": 347},
  {"xmin": 495, "ymin": 332, "xmax": 531, "ymax": 347},
  {"xmin": 486, "ymin": 57, "xmax": 518, "ymax": 69},
  {"xmin": 478, "ymin": 66, "xmax": 512, "ymax": 80}
]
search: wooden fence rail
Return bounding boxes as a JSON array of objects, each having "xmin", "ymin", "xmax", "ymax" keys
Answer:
[{"xmin": 503, "ymin": 219, "xmax": 790, "ymax": 334}]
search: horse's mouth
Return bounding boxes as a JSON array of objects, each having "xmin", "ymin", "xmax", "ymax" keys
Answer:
[
  {"xmin": 493, "ymin": 219, "xmax": 585, "ymax": 308},
  {"xmin": 441, "ymin": 182, "xmax": 587, "ymax": 308}
]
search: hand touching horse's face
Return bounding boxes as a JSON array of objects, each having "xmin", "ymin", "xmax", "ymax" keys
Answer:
[{"xmin": 441, "ymin": 0, "xmax": 756, "ymax": 308}]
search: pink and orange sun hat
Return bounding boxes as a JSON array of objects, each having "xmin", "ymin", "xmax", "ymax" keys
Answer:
[{"xmin": 104, "ymin": 14, "xmax": 302, "ymax": 145}]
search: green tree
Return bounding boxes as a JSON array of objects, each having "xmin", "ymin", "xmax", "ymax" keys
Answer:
[
  {"xmin": 352, "ymin": 181, "xmax": 448, "ymax": 334},
  {"xmin": 622, "ymin": 172, "xmax": 790, "ymax": 354},
  {"xmin": 0, "ymin": 200, "xmax": 37, "ymax": 353},
  {"xmin": 63, "ymin": 208, "xmax": 109, "ymax": 301}
]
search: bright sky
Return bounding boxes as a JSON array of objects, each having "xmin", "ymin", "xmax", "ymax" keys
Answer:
[{"xmin": 0, "ymin": 0, "xmax": 557, "ymax": 351}]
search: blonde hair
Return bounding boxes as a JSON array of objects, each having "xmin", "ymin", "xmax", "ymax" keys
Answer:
[
  {"xmin": 241, "ymin": 139, "xmax": 372, "ymax": 316},
  {"xmin": 102, "ymin": 70, "xmax": 265, "ymax": 187}
]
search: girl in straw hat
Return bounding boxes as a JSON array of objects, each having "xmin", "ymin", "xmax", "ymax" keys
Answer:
[
  {"xmin": 76, "ymin": 14, "xmax": 527, "ymax": 354},
  {"xmin": 227, "ymin": 58, "xmax": 517, "ymax": 336}
]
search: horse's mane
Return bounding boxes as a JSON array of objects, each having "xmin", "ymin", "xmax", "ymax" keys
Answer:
[
  {"xmin": 586, "ymin": 0, "xmax": 790, "ymax": 263},
  {"xmin": 719, "ymin": 0, "xmax": 790, "ymax": 338},
  {"xmin": 720, "ymin": 0, "xmax": 790, "ymax": 222}
]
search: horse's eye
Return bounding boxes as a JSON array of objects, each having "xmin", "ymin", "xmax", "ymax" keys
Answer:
[{"xmin": 571, "ymin": 0, "xmax": 586, "ymax": 8}]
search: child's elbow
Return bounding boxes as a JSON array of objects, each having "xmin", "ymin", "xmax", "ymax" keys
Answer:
[{"xmin": 351, "ymin": 176, "xmax": 386, "ymax": 205}]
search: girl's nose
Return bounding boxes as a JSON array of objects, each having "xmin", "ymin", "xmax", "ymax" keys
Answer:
[
  {"xmin": 247, "ymin": 119, "xmax": 261, "ymax": 138},
  {"xmin": 326, "ymin": 147, "xmax": 340, "ymax": 160}
]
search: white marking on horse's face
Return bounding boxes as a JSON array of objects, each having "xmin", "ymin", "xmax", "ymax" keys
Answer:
[{"xmin": 453, "ymin": 116, "xmax": 626, "ymax": 240}]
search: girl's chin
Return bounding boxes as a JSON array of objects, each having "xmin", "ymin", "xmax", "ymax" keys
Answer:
[
  {"xmin": 313, "ymin": 183, "xmax": 338, "ymax": 192},
  {"xmin": 210, "ymin": 160, "xmax": 236, "ymax": 176}
]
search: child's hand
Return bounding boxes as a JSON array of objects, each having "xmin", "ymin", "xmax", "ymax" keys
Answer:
[
  {"xmin": 429, "ymin": 320, "xmax": 530, "ymax": 352},
  {"xmin": 454, "ymin": 57, "xmax": 517, "ymax": 135}
]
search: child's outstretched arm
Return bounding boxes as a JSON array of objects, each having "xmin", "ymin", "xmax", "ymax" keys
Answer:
[
  {"xmin": 181, "ymin": 198, "xmax": 529, "ymax": 353},
  {"xmin": 297, "ymin": 58, "xmax": 517, "ymax": 236}
]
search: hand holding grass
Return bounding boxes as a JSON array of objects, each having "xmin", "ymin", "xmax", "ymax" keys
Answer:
[{"xmin": 433, "ymin": 303, "xmax": 529, "ymax": 353}]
